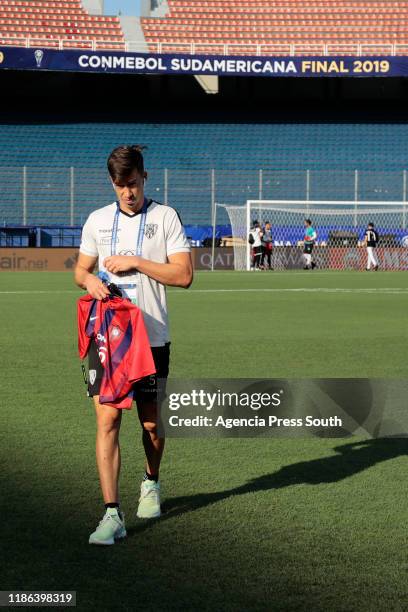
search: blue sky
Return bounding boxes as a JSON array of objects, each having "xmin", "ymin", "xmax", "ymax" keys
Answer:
[{"xmin": 104, "ymin": 0, "xmax": 141, "ymax": 16}]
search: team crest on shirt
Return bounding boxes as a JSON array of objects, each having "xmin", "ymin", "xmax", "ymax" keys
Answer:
[
  {"xmin": 109, "ymin": 326, "xmax": 122, "ymax": 340},
  {"xmin": 145, "ymin": 223, "xmax": 158, "ymax": 239}
]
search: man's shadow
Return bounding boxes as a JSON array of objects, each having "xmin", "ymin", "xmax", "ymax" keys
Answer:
[{"xmin": 128, "ymin": 438, "xmax": 407, "ymax": 535}]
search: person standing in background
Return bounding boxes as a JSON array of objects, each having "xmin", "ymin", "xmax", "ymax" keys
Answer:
[
  {"xmin": 249, "ymin": 220, "xmax": 263, "ymax": 270},
  {"xmin": 364, "ymin": 222, "xmax": 379, "ymax": 271},
  {"xmin": 303, "ymin": 218, "xmax": 317, "ymax": 270},
  {"xmin": 261, "ymin": 221, "xmax": 273, "ymax": 270}
]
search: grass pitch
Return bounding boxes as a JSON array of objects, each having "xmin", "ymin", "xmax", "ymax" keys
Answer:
[{"xmin": 0, "ymin": 270, "xmax": 407, "ymax": 611}]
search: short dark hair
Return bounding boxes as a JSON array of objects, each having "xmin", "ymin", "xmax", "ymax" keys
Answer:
[
  {"xmin": 107, "ymin": 145, "xmax": 146, "ymax": 182},
  {"xmin": 368, "ymin": 222, "xmax": 374, "ymax": 227},
  {"xmin": 305, "ymin": 218, "xmax": 312, "ymax": 225}
]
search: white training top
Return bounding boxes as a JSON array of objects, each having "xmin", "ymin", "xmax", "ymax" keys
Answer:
[
  {"xmin": 249, "ymin": 227, "xmax": 262, "ymax": 247},
  {"xmin": 79, "ymin": 199, "xmax": 191, "ymax": 347}
]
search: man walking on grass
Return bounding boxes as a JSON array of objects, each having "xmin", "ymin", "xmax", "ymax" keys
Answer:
[{"xmin": 75, "ymin": 145, "xmax": 192, "ymax": 545}]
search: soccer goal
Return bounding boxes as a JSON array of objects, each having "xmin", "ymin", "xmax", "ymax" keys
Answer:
[{"xmin": 216, "ymin": 200, "xmax": 408, "ymax": 271}]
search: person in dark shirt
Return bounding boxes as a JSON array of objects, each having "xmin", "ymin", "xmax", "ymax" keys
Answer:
[
  {"xmin": 261, "ymin": 221, "xmax": 273, "ymax": 270},
  {"xmin": 364, "ymin": 222, "xmax": 379, "ymax": 271}
]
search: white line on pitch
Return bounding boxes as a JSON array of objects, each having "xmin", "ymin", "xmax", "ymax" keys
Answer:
[
  {"xmin": 0, "ymin": 288, "xmax": 406, "ymax": 295},
  {"xmin": 198, "ymin": 271, "xmax": 403, "ymax": 276},
  {"xmin": 0, "ymin": 290, "xmax": 80, "ymax": 294},
  {"xmin": 168, "ymin": 288, "xmax": 408, "ymax": 294}
]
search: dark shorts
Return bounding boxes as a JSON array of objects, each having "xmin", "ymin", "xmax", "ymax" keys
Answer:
[
  {"xmin": 87, "ymin": 340, "xmax": 170, "ymax": 405},
  {"xmin": 303, "ymin": 243, "xmax": 314, "ymax": 255}
]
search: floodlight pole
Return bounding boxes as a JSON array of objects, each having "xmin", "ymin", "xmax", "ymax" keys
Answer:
[
  {"xmin": 211, "ymin": 169, "xmax": 216, "ymax": 271},
  {"xmin": 211, "ymin": 203, "xmax": 217, "ymax": 271},
  {"xmin": 164, "ymin": 168, "xmax": 168, "ymax": 204},
  {"xmin": 22, "ymin": 166, "xmax": 27, "ymax": 226},
  {"xmin": 306, "ymin": 169, "xmax": 310, "ymax": 214},
  {"xmin": 354, "ymin": 170, "xmax": 359, "ymax": 227},
  {"xmin": 70, "ymin": 166, "xmax": 75, "ymax": 227},
  {"xmin": 246, "ymin": 199, "xmax": 251, "ymax": 271}
]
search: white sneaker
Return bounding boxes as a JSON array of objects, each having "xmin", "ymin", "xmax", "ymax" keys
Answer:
[
  {"xmin": 89, "ymin": 508, "xmax": 127, "ymax": 545},
  {"xmin": 137, "ymin": 480, "xmax": 161, "ymax": 519}
]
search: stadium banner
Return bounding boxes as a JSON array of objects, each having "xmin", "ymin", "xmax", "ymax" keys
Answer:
[
  {"xmin": 158, "ymin": 379, "xmax": 408, "ymax": 438},
  {"xmin": 271, "ymin": 246, "xmax": 408, "ymax": 270},
  {"xmin": 192, "ymin": 247, "xmax": 234, "ymax": 270},
  {"xmin": 0, "ymin": 47, "xmax": 406, "ymax": 78},
  {"xmin": 0, "ymin": 247, "xmax": 233, "ymax": 271},
  {"xmin": 327, "ymin": 246, "xmax": 408, "ymax": 270},
  {"xmin": 0, "ymin": 248, "xmax": 79, "ymax": 271},
  {"xmin": 1, "ymin": 246, "xmax": 407, "ymax": 271}
]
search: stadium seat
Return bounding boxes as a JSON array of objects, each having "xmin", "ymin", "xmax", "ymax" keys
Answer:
[
  {"xmin": 140, "ymin": 0, "xmax": 408, "ymax": 56},
  {"xmin": 0, "ymin": 122, "xmax": 408, "ymax": 226},
  {"xmin": 0, "ymin": 0, "xmax": 126, "ymax": 49}
]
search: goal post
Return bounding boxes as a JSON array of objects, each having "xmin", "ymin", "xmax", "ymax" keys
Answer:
[{"xmin": 217, "ymin": 200, "xmax": 408, "ymax": 271}]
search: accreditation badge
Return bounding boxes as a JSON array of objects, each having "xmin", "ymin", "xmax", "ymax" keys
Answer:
[
  {"xmin": 117, "ymin": 283, "xmax": 138, "ymax": 306},
  {"xmin": 126, "ymin": 284, "xmax": 138, "ymax": 306}
]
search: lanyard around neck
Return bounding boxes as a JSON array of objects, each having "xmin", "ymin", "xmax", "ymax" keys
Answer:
[{"xmin": 111, "ymin": 198, "xmax": 148, "ymax": 257}]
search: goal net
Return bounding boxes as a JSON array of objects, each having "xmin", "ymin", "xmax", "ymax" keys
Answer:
[{"xmin": 219, "ymin": 200, "xmax": 408, "ymax": 270}]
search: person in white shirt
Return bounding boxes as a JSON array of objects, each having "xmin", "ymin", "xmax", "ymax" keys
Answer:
[
  {"xmin": 249, "ymin": 221, "xmax": 263, "ymax": 269},
  {"xmin": 74, "ymin": 145, "xmax": 193, "ymax": 545}
]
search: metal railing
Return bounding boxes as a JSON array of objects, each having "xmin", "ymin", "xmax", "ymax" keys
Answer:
[
  {"xmin": 1, "ymin": 36, "xmax": 408, "ymax": 56},
  {"xmin": 1, "ymin": 167, "xmax": 408, "ymax": 228}
]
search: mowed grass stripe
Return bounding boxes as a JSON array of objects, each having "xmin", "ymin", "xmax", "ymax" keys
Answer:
[{"xmin": 1, "ymin": 287, "xmax": 408, "ymax": 295}]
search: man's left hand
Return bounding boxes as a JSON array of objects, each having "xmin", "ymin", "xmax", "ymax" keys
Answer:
[{"xmin": 103, "ymin": 255, "xmax": 139, "ymax": 274}]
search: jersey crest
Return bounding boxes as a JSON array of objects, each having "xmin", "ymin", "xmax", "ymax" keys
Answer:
[{"xmin": 145, "ymin": 223, "xmax": 158, "ymax": 239}]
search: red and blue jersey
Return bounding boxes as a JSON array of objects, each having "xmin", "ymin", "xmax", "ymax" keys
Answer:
[{"xmin": 77, "ymin": 295, "xmax": 156, "ymax": 409}]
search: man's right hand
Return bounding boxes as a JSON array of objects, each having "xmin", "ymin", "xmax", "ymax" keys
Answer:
[{"xmin": 85, "ymin": 275, "xmax": 110, "ymax": 300}]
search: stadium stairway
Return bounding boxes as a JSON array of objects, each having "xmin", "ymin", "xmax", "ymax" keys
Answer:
[{"xmin": 119, "ymin": 15, "xmax": 148, "ymax": 52}]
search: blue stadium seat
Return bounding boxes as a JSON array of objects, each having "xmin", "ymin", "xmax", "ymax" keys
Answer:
[{"xmin": 0, "ymin": 122, "xmax": 407, "ymax": 226}]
